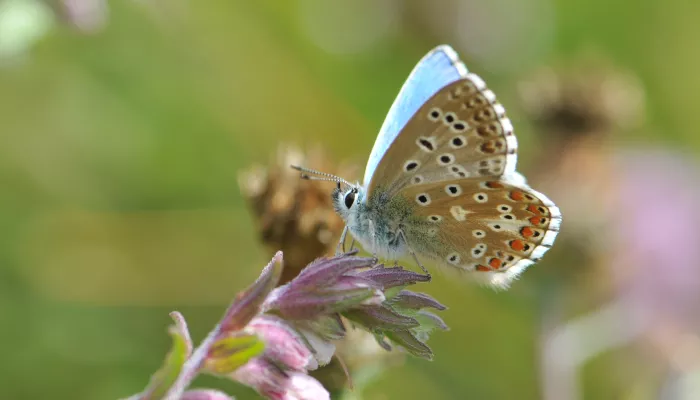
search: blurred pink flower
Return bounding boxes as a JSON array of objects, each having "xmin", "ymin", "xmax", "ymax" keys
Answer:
[
  {"xmin": 542, "ymin": 149, "xmax": 700, "ymax": 400},
  {"xmin": 612, "ymin": 150, "xmax": 700, "ymax": 330},
  {"xmin": 57, "ymin": 0, "xmax": 109, "ymax": 32}
]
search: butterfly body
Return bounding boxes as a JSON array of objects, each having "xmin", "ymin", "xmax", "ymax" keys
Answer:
[
  {"xmin": 302, "ymin": 45, "xmax": 561, "ymax": 288},
  {"xmin": 332, "ymin": 185, "xmax": 442, "ymax": 261}
]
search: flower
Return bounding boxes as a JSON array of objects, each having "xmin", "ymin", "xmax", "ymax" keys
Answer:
[
  {"xmin": 233, "ymin": 358, "xmax": 330, "ymax": 400},
  {"xmin": 123, "ymin": 251, "xmax": 447, "ymax": 400},
  {"xmin": 265, "ymin": 253, "xmax": 447, "ymax": 362},
  {"xmin": 247, "ymin": 315, "xmax": 313, "ymax": 371},
  {"xmin": 180, "ymin": 390, "xmax": 234, "ymax": 400},
  {"xmin": 265, "ymin": 255, "xmax": 387, "ymax": 320}
]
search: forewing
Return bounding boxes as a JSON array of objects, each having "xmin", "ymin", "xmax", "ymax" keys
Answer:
[
  {"xmin": 366, "ymin": 74, "xmax": 518, "ymax": 198},
  {"xmin": 400, "ymin": 179, "xmax": 561, "ymax": 288},
  {"xmin": 363, "ymin": 45, "xmax": 467, "ymax": 187}
]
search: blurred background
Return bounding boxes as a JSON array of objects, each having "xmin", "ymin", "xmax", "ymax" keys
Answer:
[{"xmin": 2, "ymin": 0, "xmax": 700, "ymax": 399}]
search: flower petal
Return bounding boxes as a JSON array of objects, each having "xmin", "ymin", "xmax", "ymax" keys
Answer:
[
  {"xmin": 389, "ymin": 290, "xmax": 447, "ymax": 311},
  {"xmin": 299, "ymin": 328, "xmax": 336, "ymax": 369},
  {"xmin": 274, "ymin": 286, "xmax": 383, "ymax": 320},
  {"xmin": 221, "ymin": 252, "xmax": 284, "ymax": 332},
  {"xmin": 385, "ymin": 330, "xmax": 434, "ymax": 360},
  {"xmin": 232, "ymin": 358, "xmax": 329, "ymax": 400},
  {"xmin": 355, "ymin": 266, "xmax": 431, "ymax": 290},
  {"xmin": 343, "ymin": 305, "xmax": 419, "ymax": 331},
  {"xmin": 248, "ymin": 315, "xmax": 312, "ymax": 371},
  {"xmin": 181, "ymin": 389, "xmax": 234, "ymax": 400},
  {"xmin": 283, "ymin": 372, "xmax": 330, "ymax": 400},
  {"xmin": 293, "ymin": 255, "xmax": 374, "ymax": 287}
]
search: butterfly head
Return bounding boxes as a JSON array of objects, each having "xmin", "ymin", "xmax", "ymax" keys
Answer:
[
  {"xmin": 290, "ymin": 165, "xmax": 363, "ymax": 224},
  {"xmin": 331, "ymin": 182, "xmax": 366, "ymax": 222}
]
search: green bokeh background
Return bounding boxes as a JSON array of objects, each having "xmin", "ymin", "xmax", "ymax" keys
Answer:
[{"xmin": 1, "ymin": 0, "xmax": 699, "ymax": 399}]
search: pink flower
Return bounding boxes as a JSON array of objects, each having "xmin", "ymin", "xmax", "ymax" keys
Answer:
[
  {"xmin": 264, "ymin": 254, "xmax": 446, "ymax": 361},
  {"xmin": 181, "ymin": 389, "xmax": 234, "ymax": 400},
  {"xmin": 282, "ymin": 372, "xmax": 331, "ymax": 400},
  {"xmin": 123, "ymin": 252, "xmax": 446, "ymax": 400},
  {"xmin": 247, "ymin": 315, "xmax": 313, "ymax": 371},
  {"xmin": 612, "ymin": 150, "xmax": 700, "ymax": 329},
  {"xmin": 232, "ymin": 358, "xmax": 329, "ymax": 400}
]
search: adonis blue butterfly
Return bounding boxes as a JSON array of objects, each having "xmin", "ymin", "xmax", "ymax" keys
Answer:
[{"xmin": 294, "ymin": 45, "xmax": 561, "ymax": 288}]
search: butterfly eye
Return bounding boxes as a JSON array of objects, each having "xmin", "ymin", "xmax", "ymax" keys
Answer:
[{"xmin": 344, "ymin": 190, "xmax": 357, "ymax": 209}]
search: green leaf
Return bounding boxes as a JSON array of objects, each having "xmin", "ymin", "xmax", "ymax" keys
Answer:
[
  {"xmin": 140, "ymin": 324, "xmax": 190, "ymax": 399},
  {"xmin": 204, "ymin": 333, "xmax": 265, "ymax": 375}
]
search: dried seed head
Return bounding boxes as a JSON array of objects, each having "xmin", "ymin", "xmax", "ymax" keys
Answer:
[
  {"xmin": 519, "ymin": 56, "xmax": 645, "ymax": 140},
  {"xmin": 238, "ymin": 144, "xmax": 358, "ymax": 283}
]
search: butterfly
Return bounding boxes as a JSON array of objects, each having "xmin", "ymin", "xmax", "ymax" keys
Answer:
[{"xmin": 294, "ymin": 45, "xmax": 561, "ymax": 288}]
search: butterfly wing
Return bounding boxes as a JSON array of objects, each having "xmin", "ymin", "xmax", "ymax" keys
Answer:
[
  {"xmin": 363, "ymin": 52, "xmax": 560, "ymax": 287},
  {"xmin": 363, "ymin": 45, "xmax": 467, "ymax": 188},
  {"xmin": 366, "ymin": 74, "xmax": 519, "ymax": 198},
  {"xmin": 400, "ymin": 179, "xmax": 561, "ymax": 288}
]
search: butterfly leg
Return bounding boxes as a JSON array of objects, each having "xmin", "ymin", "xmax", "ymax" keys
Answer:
[
  {"xmin": 368, "ymin": 219, "xmax": 379, "ymax": 264},
  {"xmin": 336, "ymin": 225, "xmax": 349, "ymax": 255},
  {"xmin": 409, "ymin": 249, "xmax": 431, "ymax": 280},
  {"xmin": 398, "ymin": 230, "xmax": 431, "ymax": 279},
  {"xmin": 348, "ymin": 237, "xmax": 356, "ymax": 252}
]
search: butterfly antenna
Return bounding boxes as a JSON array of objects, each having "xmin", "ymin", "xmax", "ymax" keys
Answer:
[{"xmin": 290, "ymin": 165, "xmax": 353, "ymax": 187}]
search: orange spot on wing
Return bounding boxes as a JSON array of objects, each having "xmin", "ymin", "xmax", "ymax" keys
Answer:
[
  {"xmin": 510, "ymin": 191, "xmax": 524, "ymax": 201},
  {"xmin": 527, "ymin": 205, "xmax": 541, "ymax": 214},
  {"xmin": 477, "ymin": 123, "xmax": 498, "ymax": 137},
  {"xmin": 489, "ymin": 258, "xmax": 502, "ymax": 269},
  {"xmin": 520, "ymin": 227, "xmax": 534, "ymax": 238},
  {"xmin": 476, "ymin": 264, "xmax": 491, "ymax": 272},
  {"xmin": 510, "ymin": 240, "xmax": 525, "ymax": 251},
  {"xmin": 486, "ymin": 181, "xmax": 504, "ymax": 189},
  {"xmin": 529, "ymin": 217, "xmax": 547, "ymax": 226},
  {"xmin": 480, "ymin": 142, "xmax": 496, "ymax": 154}
]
